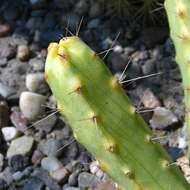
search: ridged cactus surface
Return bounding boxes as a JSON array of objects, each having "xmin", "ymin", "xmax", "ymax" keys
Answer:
[
  {"xmin": 165, "ymin": 0, "xmax": 190, "ymax": 150},
  {"xmin": 45, "ymin": 36, "xmax": 190, "ymax": 190}
]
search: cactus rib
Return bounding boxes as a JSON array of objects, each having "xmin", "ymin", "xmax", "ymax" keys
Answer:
[
  {"xmin": 45, "ymin": 36, "xmax": 190, "ymax": 190},
  {"xmin": 165, "ymin": 0, "xmax": 190, "ymax": 154}
]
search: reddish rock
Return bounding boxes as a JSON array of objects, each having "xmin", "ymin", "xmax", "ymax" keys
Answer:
[{"xmin": 0, "ymin": 24, "xmax": 11, "ymax": 37}]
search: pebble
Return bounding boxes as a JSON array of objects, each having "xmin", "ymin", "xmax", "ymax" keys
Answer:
[
  {"xmin": 78, "ymin": 172, "xmax": 101, "ymax": 189},
  {"xmin": 0, "ymin": 24, "xmax": 11, "ymax": 37},
  {"xmin": 19, "ymin": 91, "xmax": 46, "ymax": 121},
  {"xmin": 31, "ymin": 150, "xmax": 44, "ymax": 165},
  {"xmin": 50, "ymin": 166, "xmax": 70, "ymax": 184},
  {"xmin": 39, "ymin": 139, "xmax": 64, "ymax": 157},
  {"xmin": 29, "ymin": 58, "xmax": 44, "ymax": 72},
  {"xmin": 33, "ymin": 113, "xmax": 57, "ymax": 133},
  {"xmin": 25, "ymin": 73, "xmax": 46, "ymax": 92},
  {"xmin": 12, "ymin": 171, "xmax": 24, "ymax": 181},
  {"xmin": 68, "ymin": 169, "xmax": 81, "ymax": 186},
  {"xmin": 0, "ymin": 101, "xmax": 9, "ymax": 128},
  {"xmin": 17, "ymin": 44, "xmax": 30, "ymax": 61},
  {"xmin": 23, "ymin": 177, "xmax": 44, "ymax": 190},
  {"xmin": 0, "ymin": 83, "xmax": 15, "ymax": 98},
  {"xmin": 142, "ymin": 59, "xmax": 156, "ymax": 75},
  {"xmin": 64, "ymin": 187, "xmax": 80, "ymax": 190},
  {"xmin": 87, "ymin": 19, "xmax": 100, "ymax": 29},
  {"xmin": 141, "ymin": 88, "xmax": 161, "ymax": 109},
  {"xmin": 0, "ymin": 44, "xmax": 16, "ymax": 59},
  {"xmin": 41, "ymin": 156, "xmax": 63, "ymax": 172},
  {"xmin": 6, "ymin": 136, "xmax": 34, "ymax": 158},
  {"xmin": 74, "ymin": 0, "xmax": 89, "ymax": 16},
  {"xmin": 1, "ymin": 127, "xmax": 18, "ymax": 141},
  {"xmin": 10, "ymin": 110, "xmax": 29, "ymax": 133},
  {"xmin": 150, "ymin": 107, "xmax": 178, "ymax": 129},
  {"xmin": 8, "ymin": 154, "xmax": 29, "ymax": 172},
  {"xmin": 0, "ymin": 154, "xmax": 4, "ymax": 172},
  {"xmin": 0, "ymin": 178, "xmax": 8, "ymax": 189}
]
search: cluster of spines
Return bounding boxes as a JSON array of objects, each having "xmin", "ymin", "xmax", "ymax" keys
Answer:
[{"xmin": 45, "ymin": 36, "xmax": 190, "ymax": 189}]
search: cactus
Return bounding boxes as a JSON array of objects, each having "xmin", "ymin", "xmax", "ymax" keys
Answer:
[
  {"xmin": 165, "ymin": 0, "xmax": 190, "ymax": 154},
  {"xmin": 45, "ymin": 36, "xmax": 190, "ymax": 189}
]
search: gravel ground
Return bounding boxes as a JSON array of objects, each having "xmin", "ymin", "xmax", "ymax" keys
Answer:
[{"xmin": 0, "ymin": 0, "xmax": 189, "ymax": 189}]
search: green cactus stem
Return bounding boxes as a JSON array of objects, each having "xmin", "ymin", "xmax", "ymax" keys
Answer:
[
  {"xmin": 45, "ymin": 36, "xmax": 190, "ymax": 190},
  {"xmin": 165, "ymin": 0, "xmax": 190, "ymax": 154}
]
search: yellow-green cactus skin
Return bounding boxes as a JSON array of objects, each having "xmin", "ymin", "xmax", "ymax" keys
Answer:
[
  {"xmin": 165, "ymin": 0, "xmax": 190, "ymax": 152},
  {"xmin": 45, "ymin": 37, "xmax": 190, "ymax": 190}
]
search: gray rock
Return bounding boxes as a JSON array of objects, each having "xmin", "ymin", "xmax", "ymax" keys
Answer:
[
  {"xmin": 23, "ymin": 177, "xmax": 44, "ymax": 190},
  {"xmin": 150, "ymin": 107, "xmax": 178, "ymax": 129},
  {"xmin": 0, "ymin": 101, "xmax": 9, "ymax": 128},
  {"xmin": 25, "ymin": 73, "xmax": 46, "ymax": 92},
  {"xmin": 78, "ymin": 172, "xmax": 101, "ymax": 188},
  {"xmin": 68, "ymin": 169, "xmax": 81, "ymax": 186},
  {"xmin": 12, "ymin": 171, "xmax": 24, "ymax": 181},
  {"xmin": 74, "ymin": 0, "xmax": 89, "ymax": 16},
  {"xmin": 41, "ymin": 156, "xmax": 63, "ymax": 172},
  {"xmin": 0, "ymin": 167, "xmax": 13, "ymax": 185},
  {"xmin": 7, "ymin": 136, "xmax": 34, "ymax": 158},
  {"xmin": 19, "ymin": 91, "xmax": 46, "ymax": 121},
  {"xmin": 142, "ymin": 59, "xmax": 156, "ymax": 75},
  {"xmin": 64, "ymin": 187, "xmax": 80, "ymax": 190},
  {"xmin": 0, "ymin": 83, "xmax": 15, "ymax": 98},
  {"xmin": 29, "ymin": 58, "xmax": 44, "ymax": 72},
  {"xmin": 0, "ymin": 154, "xmax": 4, "ymax": 172},
  {"xmin": 39, "ymin": 139, "xmax": 64, "ymax": 157},
  {"xmin": 1, "ymin": 127, "xmax": 18, "ymax": 141},
  {"xmin": 87, "ymin": 19, "xmax": 100, "ymax": 29}
]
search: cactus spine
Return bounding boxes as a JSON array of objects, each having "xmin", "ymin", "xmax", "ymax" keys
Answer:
[
  {"xmin": 45, "ymin": 37, "xmax": 190, "ymax": 190},
  {"xmin": 165, "ymin": 0, "xmax": 190, "ymax": 153}
]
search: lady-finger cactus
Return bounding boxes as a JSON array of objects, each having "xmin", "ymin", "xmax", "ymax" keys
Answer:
[
  {"xmin": 45, "ymin": 36, "xmax": 190, "ymax": 190},
  {"xmin": 165, "ymin": 0, "xmax": 190, "ymax": 154}
]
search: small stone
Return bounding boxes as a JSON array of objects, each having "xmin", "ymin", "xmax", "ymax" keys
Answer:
[
  {"xmin": 0, "ymin": 101, "xmax": 9, "ymax": 128},
  {"xmin": 142, "ymin": 59, "xmax": 156, "ymax": 75},
  {"xmin": 0, "ymin": 83, "xmax": 15, "ymax": 98},
  {"xmin": 0, "ymin": 45, "xmax": 16, "ymax": 59},
  {"xmin": 141, "ymin": 89, "xmax": 161, "ymax": 109},
  {"xmin": 10, "ymin": 110, "xmax": 29, "ymax": 133},
  {"xmin": 78, "ymin": 172, "xmax": 101, "ymax": 189},
  {"xmin": 87, "ymin": 19, "xmax": 100, "ymax": 29},
  {"xmin": 68, "ymin": 170, "xmax": 80, "ymax": 186},
  {"xmin": 19, "ymin": 91, "xmax": 46, "ymax": 121},
  {"xmin": 150, "ymin": 107, "xmax": 178, "ymax": 129},
  {"xmin": 0, "ymin": 167, "xmax": 13, "ymax": 185},
  {"xmin": 74, "ymin": 0, "xmax": 89, "ymax": 16},
  {"xmin": 17, "ymin": 45, "xmax": 30, "ymax": 61},
  {"xmin": 50, "ymin": 166, "xmax": 70, "ymax": 184},
  {"xmin": 34, "ymin": 114, "xmax": 57, "ymax": 133},
  {"xmin": 0, "ymin": 24, "xmax": 11, "ymax": 37},
  {"xmin": 23, "ymin": 177, "xmax": 44, "ymax": 190},
  {"xmin": 31, "ymin": 150, "xmax": 44, "ymax": 165},
  {"xmin": 12, "ymin": 171, "xmax": 24, "ymax": 181},
  {"xmin": 29, "ymin": 58, "xmax": 44, "ymax": 72},
  {"xmin": 41, "ymin": 156, "xmax": 63, "ymax": 172},
  {"xmin": 39, "ymin": 139, "xmax": 64, "ymax": 157},
  {"xmin": 0, "ymin": 178, "xmax": 8, "ymax": 189},
  {"xmin": 8, "ymin": 154, "xmax": 29, "ymax": 172},
  {"xmin": 64, "ymin": 187, "xmax": 80, "ymax": 190},
  {"xmin": 1, "ymin": 127, "xmax": 18, "ymax": 141},
  {"xmin": 0, "ymin": 154, "xmax": 4, "ymax": 172},
  {"xmin": 25, "ymin": 73, "xmax": 46, "ymax": 92},
  {"xmin": 7, "ymin": 136, "xmax": 34, "ymax": 158}
]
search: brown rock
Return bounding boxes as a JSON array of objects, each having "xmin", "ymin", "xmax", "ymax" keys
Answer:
[
  {"xmin": 17, "ymin": 45, "xmax": 30, "ymax": 61},
  {"xmin": 0, "ymin": 24, "xmax": 11, "ymax": 37},
  {"xmin": 50, "ymin": 166, "xmax": 70, "ymax": 184}
]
